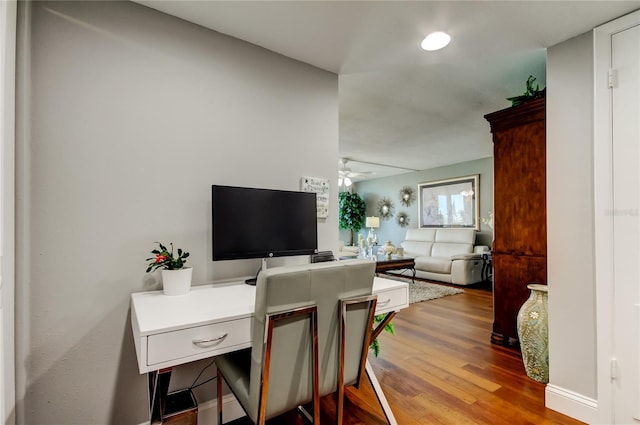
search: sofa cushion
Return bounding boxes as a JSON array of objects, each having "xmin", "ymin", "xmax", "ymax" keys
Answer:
[
  {"xmin": 431, "ymin": 242, "xmax": 473, "ymax": 258},
  {"xmin": 404, "ymin": 228, "xmax": 437, "ymax": 242},
  {"xmin": 434, "ymin": 228, "xmax": 476, "ymax": 244},
  {"xmin": 415, "ymin": 256, "xmax": 452, "ymax": 274},
  {"xmin": 401, "ymin": 240, "xmax": 433, "ymax": 257}
]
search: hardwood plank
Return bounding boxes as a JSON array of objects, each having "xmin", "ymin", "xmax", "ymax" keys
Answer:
[{"xmin": 226, "ymin": 281, "xmax": 584, "ymax": 425}]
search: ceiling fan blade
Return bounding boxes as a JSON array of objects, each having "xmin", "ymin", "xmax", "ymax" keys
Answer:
[
  {"xmin": 339, "ymin": 159, "xmax": 375, "ymax": 179},
  {"xmin": 348, "ymin": 171, "xmax": 375, "ymax": 177}
]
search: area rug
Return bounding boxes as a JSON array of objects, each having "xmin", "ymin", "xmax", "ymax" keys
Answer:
[{"xmin": 382, "ymin": 274, "xmax": 464, "ymax": 304}]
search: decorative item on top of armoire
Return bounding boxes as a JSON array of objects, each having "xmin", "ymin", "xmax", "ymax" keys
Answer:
[
  {"xmin": 516, "ymin": 284, "xmax": 549, "ymax": 383},
  {"xmin": 399, "ymin": 186, "xmax": 416, "ymax": 207},
  {"xmin": 377, "ymin": 197, "xmax": 394, "ymax": 220},
  {"xmin": 145, "ymin": 242, "xmax": 192, "ymax": 296},
  {"xmin": 484, "ymin": 96, "xmax": 547, "ymax": 346},
  {"xmin": 396, "ymin": 211, "xmax": 410, "ymax": 228},
  {"xmin": 506, "ymin": 75, "xmax": 546, "ymax": 107}
]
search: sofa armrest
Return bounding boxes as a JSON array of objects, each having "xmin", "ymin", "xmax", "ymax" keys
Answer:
[
  {"xmin": 474, "ymin": 245, "xmax": 490, "ymax": 253},
  {"xmin": 451, "ymin": 255, "xmax": 484, "ymax": 285},
  {"xmin": 450, "ymin": 253, "xmax": 483, "ymax": 261},
  {"xmin": 341, "ymin": 245, "xmax": 360, "ymax": 254}
]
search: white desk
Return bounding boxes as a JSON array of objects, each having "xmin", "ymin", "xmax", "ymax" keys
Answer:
[{"xmin": 131, "ymin": 276, "xmax": 409, "ymax": 423}]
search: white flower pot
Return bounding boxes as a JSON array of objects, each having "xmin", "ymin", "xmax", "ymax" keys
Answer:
[{"xmin": 161, "ymin": 267, "xmax": 192, "ymax": 296}]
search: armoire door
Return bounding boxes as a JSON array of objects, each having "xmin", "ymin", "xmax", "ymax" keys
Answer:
[
  {"xmin": 491, "ymin": 253, "xmax": 547, "ymax": 344},
  {"xmin": 492, "ymin": 118, "xmax": 546, "ymax": 257}
]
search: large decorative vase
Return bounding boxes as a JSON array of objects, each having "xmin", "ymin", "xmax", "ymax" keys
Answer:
[
  {"xmin": 161, "ymin": 267, "xmax": 193, "ymax": 296},
  {"xmin": 381, "ymin": 240, "xmax": 397, "ymax": 259},
  {"xmin": 517, "ymin": 283, "xmax": 549, "ymax": 383}
]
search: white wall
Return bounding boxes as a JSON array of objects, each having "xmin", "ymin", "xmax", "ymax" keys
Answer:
[
  {"xmin": 546, "ymin": 31, "xmax": 598, "ymax": 420},
  {"xmin": 351, "ymin": 157, "xmax": 494, "ymax": 247},
  {"xmin": 15, "ymin": 1, "xmax": 338, "ymax": 424}
]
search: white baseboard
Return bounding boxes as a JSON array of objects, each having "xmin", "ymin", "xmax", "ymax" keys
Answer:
[
  {"xmin": 546, "ymin": 384, "xmax": 598, "ymax": 424},
  {"xmin": 136, "ymin": 394, "xmax": 244, "ymax": 425}
]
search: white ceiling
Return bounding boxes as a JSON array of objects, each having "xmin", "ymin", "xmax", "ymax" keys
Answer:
[{"xmin": 136, "ymin": 0, "xmax": 640, "ymax": 180}]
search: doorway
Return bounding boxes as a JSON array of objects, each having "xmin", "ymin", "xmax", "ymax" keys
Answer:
[{"xmin": 594, "ymin": 10, "xmax": 640, "ymax": 424}]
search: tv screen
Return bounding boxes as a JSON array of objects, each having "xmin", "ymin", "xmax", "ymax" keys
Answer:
[{"xmin": 212, "ymin": 185, "xmax": 318, "ymax": 261}]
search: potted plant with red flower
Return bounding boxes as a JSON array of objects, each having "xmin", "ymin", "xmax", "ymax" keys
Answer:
[{"xmin": 146, "ymin": 242, "xmax": 191, "ymax": 295}]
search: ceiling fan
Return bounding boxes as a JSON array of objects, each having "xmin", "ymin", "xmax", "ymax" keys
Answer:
[{"xmin": 339, "ymin": 159, "xmax": 374, "ymax": 187}]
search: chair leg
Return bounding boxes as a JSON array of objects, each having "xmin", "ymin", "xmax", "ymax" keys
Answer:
[
  {"xmin": 336, "ymin": 385, "xmax": 344, "ymax": 425},
  {"xmin": 217, "ymin": 367, "xmax": 224, "ymax": 425},
  {"xmin": 337, "ymin": 295, "xmax": 378, "ymax": 425}
]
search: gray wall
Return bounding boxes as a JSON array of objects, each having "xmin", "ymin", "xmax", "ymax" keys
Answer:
[
  {"xmin": 348, "ymin": 158, "xmax": 494, "ymax": 248},
  {"xmin": 547, "ymin": 32, "xmax": 597, "ymax": 398},
  {"xmin": 15, "ymin": 2, "xmax": 338, "ymax": 424}
]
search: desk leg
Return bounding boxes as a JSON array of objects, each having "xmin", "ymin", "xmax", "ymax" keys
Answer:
[
  {"xmin": 366, "ymin": 312, "xmax": 397, "ymax": 425},
  {"xmin": 365, "ymin": 360, "xmax": 397, "ymax": 425},
  {"xmin": 148, "ymin": 368, "xmax": 172, "ymax": 424}
]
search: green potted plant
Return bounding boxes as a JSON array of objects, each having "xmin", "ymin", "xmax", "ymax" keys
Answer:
[
  {"xmin": 146, "ymin": 242, "xmax": 191, "ymax": 296},
  {"xmin": 506, "ymin": 75, "xmax": 546, "ymax": 106},
  {"xmin": 338, "ymin": 192, "xmax": 366, "ymax": 246},
  {"xmin": 370, "ymin": 316, "xmax": 395, "ymax": 357}
]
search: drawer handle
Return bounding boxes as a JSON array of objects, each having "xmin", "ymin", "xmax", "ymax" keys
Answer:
[
  {"xmin": 192, "ymin": 333, "xmax": 228, "ymax": 347},
  {"xmin": 378, "ymin": 298, "xmax": 391, "ymax": 306}
]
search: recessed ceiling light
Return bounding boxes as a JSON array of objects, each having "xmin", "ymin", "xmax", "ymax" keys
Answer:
[{"xmin": 421, "ymin": 31, "xmax": 451, "ymax": 51}]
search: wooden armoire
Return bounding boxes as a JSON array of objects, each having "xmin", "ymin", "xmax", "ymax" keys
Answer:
[{"xmin": 484, "ymin": 97, "xmax": 547, "ymax": 346}]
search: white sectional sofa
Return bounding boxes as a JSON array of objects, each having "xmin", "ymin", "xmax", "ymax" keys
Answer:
[
  {"xmin": 337, "ymin": 240, "xmax": 360, "ymax": 258},
  {"xmin": 400, "ymin": 228, "xmax": 489, "ymax": 285}
]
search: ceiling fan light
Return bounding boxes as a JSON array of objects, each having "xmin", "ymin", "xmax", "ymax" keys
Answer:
[
  {"xmin": 344, "ymin": 177, "xmax": 352, "ymax": 187},
  {"xmin": 338, "ymin": 177, "xmax": 343, "ymax": 186},
  {"xmin": 421, "ymin": 31, "xmax": 451, "ymax": 51}
]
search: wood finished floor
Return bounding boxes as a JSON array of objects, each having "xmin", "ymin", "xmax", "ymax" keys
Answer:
[{"xmin": 228, "ymin": 280, "xmax": 584, "ymax": 425}]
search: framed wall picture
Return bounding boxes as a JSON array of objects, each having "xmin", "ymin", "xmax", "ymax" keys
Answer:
[
  {"xmin": 418, "ymin": 175, "xmax": 479, "ymax": 230},
  {"xmin": 301, "ymin": 176, "xmax": 329, "ymax": 218}
]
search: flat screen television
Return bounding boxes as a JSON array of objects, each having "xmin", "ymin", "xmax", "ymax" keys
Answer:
[{"xmin": 212, "ymin": 185, "xmax": 318, "ymax": 262}]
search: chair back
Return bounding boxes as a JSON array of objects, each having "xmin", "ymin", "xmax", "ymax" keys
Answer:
[{"xmin": 248, "ymin": 259, "xmax": 375, "ymax": 420}]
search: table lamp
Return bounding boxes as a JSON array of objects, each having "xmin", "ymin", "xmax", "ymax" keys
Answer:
[{"xmin": 365, "ymin": 216, "xmax": 380, "ymax": 246}]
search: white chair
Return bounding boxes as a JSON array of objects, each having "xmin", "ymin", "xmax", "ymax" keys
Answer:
[{"xmin": 216, "ymin": 259, "xmax": 377, "ymax": 424}]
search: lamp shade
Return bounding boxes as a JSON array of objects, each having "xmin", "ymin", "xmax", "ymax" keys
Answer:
[{"xmin": 365, "ymin": 216, "xmax": 380, "ymax": 228}]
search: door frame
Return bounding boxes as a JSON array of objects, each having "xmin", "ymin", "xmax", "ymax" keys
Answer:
[
  {"xmin": 0, "ymin": 0, "xmax": 16, "ymax": 423},
  {"xmin": 594, "ymin": 10, "xmax": 640, "ymax": 424}
]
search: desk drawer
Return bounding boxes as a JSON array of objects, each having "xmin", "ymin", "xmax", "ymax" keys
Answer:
[
  {"xmin": 375, "ymin": 286, "xmax": 409, "ymax": 314},
  {"xmin": 147, "ymin": 317, "xmax": 252, "ymax": 366}
]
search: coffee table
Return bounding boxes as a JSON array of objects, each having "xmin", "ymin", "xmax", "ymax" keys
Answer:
[{"xmin": 375, "ymin": 257, "xmax": 416, "ymax": 281}]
